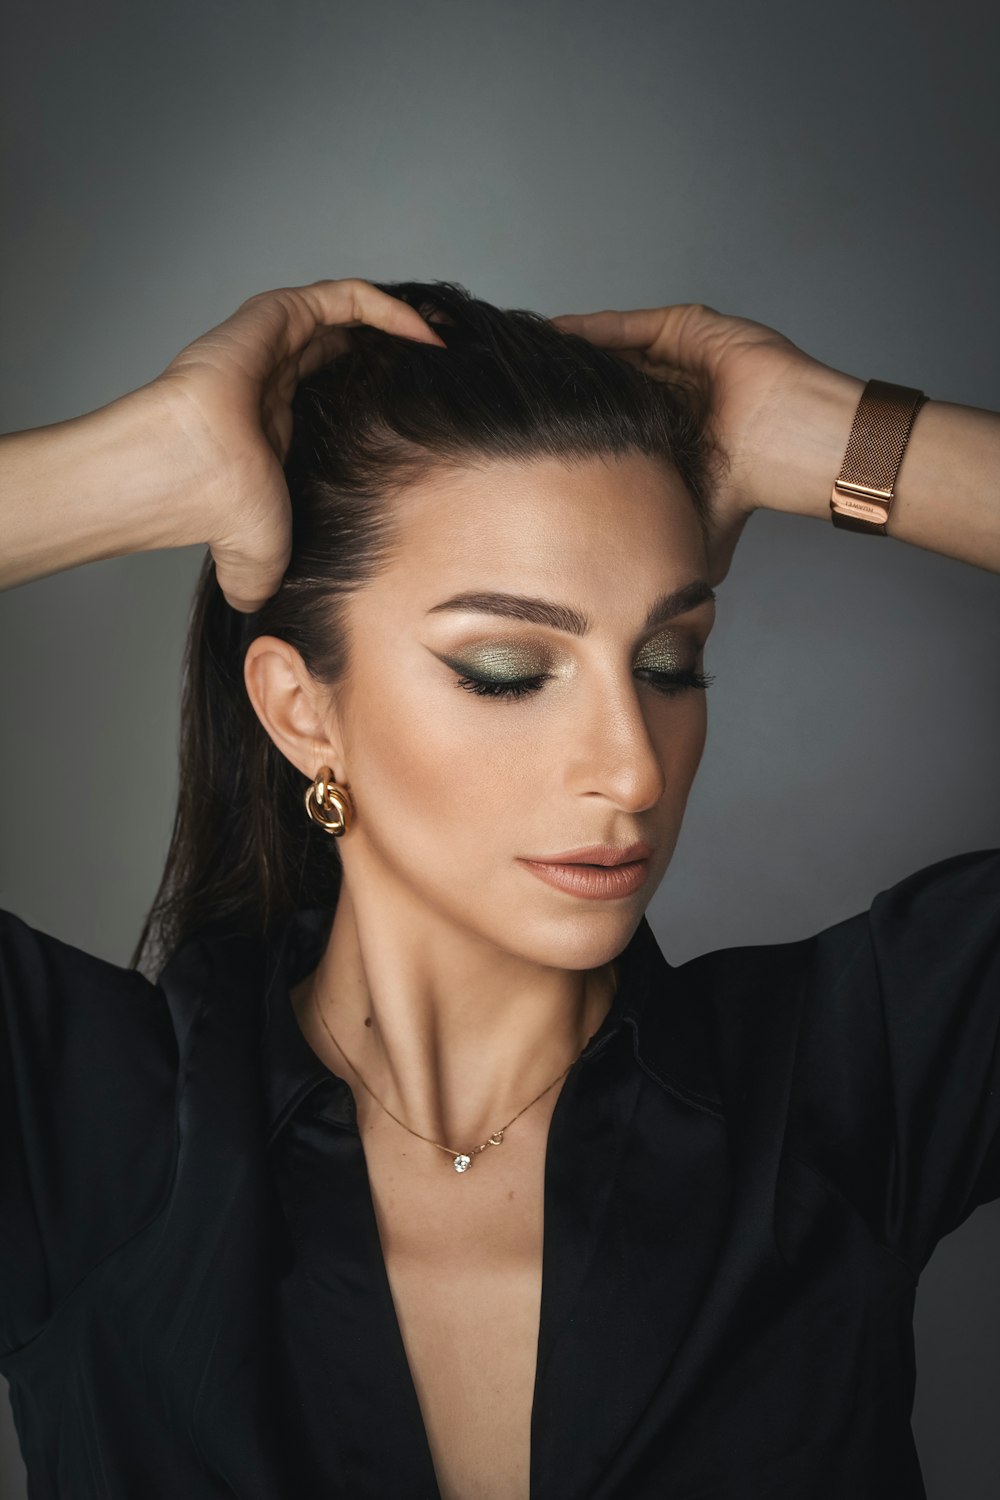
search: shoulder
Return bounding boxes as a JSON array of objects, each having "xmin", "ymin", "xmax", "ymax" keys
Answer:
[
  {"xmin": 0, "ymin": 904, "xmax": 179, "ymax": 1093},
  {"xmin": 635, "ymin": 846, "xmax": 1000, "ymax": 1144},
  {"xmin": 660, "ymin": 847, "xmax": 1000, "ymax": 1042},
  {"xmin": 0, "ymin": 908, "xmax": 180, "ymax": 1355},
  {"xmin": 645, "ymin": 848, "xmax": 1000, "ymax": 1272},
  {"xmin": 0, "ymin": 903, "xmax": 170, "ymax": 1018},
  {"xmin": 0, "ymin": 906, "xmax": 181, "ymax": 1111}
]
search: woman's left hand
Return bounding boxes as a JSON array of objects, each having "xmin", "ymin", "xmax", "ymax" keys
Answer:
[{"xmin": 549, "ymin": 303, "xmax": 863, "ymax": 585}]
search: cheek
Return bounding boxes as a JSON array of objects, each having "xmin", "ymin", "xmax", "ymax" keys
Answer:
[
  {"xmin": 345, "ymin": 667, "xmax": 708, "ymax": 859},
  {"xmin": 347, "ymin": 675, "xmax": 521, "ymax": 848}
]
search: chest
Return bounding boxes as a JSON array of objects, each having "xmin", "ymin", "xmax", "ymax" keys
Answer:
[
  {"xmin": 363, "ymin": 1119, "xmax": 550, "ymax": 1500},
  {"xmin": 6, "ymin": 1029, "xmax": 925, "ymax": 1500}
]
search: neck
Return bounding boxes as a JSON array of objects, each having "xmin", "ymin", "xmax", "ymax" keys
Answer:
[{"xmin": 290, "ymin": 879, "xmax": 619, "ymax": 1155}]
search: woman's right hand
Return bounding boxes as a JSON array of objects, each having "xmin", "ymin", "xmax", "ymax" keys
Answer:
[
  {"xmin": 151, "ymin": 279, "xmax": 446, "ymax": 611},
  {"xmin": 1, "ymin": 279, "xmax": 446, "ymax": 604}
]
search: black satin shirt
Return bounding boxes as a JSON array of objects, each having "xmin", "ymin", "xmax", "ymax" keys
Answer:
[{"xmin": 2, "ymin": 848, "xmax": 1000, "ymax": 1498}]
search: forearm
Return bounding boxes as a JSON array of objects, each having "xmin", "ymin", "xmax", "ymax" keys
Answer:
[
  {"xmin": 753, "ymin": 364, "xmax": 1000, "ymax": 573},
  {"xmin": 0, "ymin": 382, "xmax": 200, "ymax": 591}
]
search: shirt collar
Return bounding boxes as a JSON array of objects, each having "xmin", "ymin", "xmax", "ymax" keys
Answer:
[{"xmin": 255, "ymin": 905, "xmax": 723, "ymax": 1141}]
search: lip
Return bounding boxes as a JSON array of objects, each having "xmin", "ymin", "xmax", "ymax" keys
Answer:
[
  {"xmin": 521, "ymin": 841, "xmax": 654, "ymax": 867},
  {"xmin": 517, "ymin": 856, "xmax": 650, "ymax": 900}
]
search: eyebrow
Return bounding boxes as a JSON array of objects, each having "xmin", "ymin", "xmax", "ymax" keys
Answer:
[{"xmin": 425, "ymin": 579, "xmax": 716, "ymax": 636}]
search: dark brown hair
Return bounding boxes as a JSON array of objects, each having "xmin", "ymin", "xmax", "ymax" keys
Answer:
[{"xmin": 131, "ymin": 279, "xmax": 717, "ymax": 979}]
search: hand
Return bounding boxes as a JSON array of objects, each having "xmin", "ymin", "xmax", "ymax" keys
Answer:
[
  {"xmin": 549, "ymin": 303, "xmax": 862, "ymax": 585},
  {"xmin": 152, "ymin": 278, "xmax": 446, "ymax": 612}
]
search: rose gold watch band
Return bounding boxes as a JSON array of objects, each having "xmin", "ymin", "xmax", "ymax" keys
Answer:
[{"xmin": 830, "ymin": 378, "xmax": 928, "ymax": 535}]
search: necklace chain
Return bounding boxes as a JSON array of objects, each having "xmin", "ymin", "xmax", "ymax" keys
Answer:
[{"xmin": 311, "ymin": 964, "xmax": 618, "ymax": 1174}]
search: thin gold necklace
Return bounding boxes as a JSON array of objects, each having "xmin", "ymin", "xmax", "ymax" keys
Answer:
[{"xmin": 311, "ymin": 963, "xmax": 619, "ymax": 1174}]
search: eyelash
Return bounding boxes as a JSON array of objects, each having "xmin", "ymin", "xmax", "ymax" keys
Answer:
[{"xmin": 453, "ymin": 667, "xmax": 715, "ymax": 701}]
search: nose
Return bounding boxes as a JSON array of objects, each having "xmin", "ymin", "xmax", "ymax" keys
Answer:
[{"xmin": 565, "ymin": 677, "xmax": 669, "ymax": 812}]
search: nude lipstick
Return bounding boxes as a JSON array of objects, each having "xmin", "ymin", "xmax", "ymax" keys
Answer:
[{"xmin": 517, "ymin": 841, "xmax": 653, "ymax": 900}]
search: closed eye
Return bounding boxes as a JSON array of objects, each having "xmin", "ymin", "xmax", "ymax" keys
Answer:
[{"xmin": 452, "ymin": 668, "xmax": 715, "ymax": 701}]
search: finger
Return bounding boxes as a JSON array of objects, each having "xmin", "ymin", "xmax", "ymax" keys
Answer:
[
  {"xmin": 272, "ymin": 301, "xmax": 447, "ymax": 405},
  {"xmin": 549, "ymin": 314, "xmax": 689, "ymax": 386},
  {"xmin": 257, "ymin": 328, "xmax": 353, "ymax": 414},
  {"xmin": 551, "ymin": 304, "xmax": 720, "ymax": 375},
  {"xmin": 199, "ymin": 279, "xmax": 448, "ymax": 385},
  {"xmin": 250, "ymin": 278, "xmax": 449, "ymax": 361},
  {"xmin": 294, "ymin": 325, "xmax": 354, "ymax": 380},
  {"xmin": 299, "ymin": 278, "xmax": 449, "ymax": 345},
  {"xmin": 549, "ymin": 309, "xmax": 667, "ymax": 349}
]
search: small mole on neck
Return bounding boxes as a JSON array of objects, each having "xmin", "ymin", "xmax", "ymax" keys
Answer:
[{"xmin": 364, "ymin": 1016, "xmax": 372, "ymax": 1027}]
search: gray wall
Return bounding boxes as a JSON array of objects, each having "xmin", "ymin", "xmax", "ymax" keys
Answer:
[{"xmin": 1, "ymin": 0, "xmax": 998, "ymax": 1494}]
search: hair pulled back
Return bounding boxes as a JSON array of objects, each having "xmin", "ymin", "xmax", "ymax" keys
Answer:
[{"xmin": 131, "ymin": 279, "xmax": 717, "ymax": 978}]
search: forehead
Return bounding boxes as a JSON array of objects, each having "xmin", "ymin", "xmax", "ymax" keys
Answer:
[{"xmin": 379, "ymin": 452, "xmax": 705, "ymax": 605}]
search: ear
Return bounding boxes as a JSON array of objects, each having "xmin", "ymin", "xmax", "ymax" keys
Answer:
[{"xmin": 242, "ymin": 635, "xmax": 345, "ymax": 783}]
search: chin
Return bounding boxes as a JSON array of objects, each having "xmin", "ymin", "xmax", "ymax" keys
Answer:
[{"xmin": 505, "ymin": 902, "xmax": 647, "ymax": 973}]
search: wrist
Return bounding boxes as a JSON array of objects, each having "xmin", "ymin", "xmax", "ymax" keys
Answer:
[
  {"xmin": 746, "ymin": 361, "xmax": 865, "ymax": 521},
  {"xmin": 0, "ymin": 381, "xmax": 211, "ymax": 592},
  {"xmin": 99, "ymin": 380, "xmax": 214, "ymax": 553}
]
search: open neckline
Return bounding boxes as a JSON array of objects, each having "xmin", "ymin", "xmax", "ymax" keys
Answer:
[
  {"xmin": 259, "ymin": 909, "xmax": 653, "ymax": 1496},
  {"xmin": 259, "ymin": 904, "xmax": 647, "ymax": 1141}
]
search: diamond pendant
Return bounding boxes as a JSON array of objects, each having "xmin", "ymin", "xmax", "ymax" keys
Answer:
[{"xmin": 453, "ymin": 1129, "xmax": 505, "ymax": 1173}]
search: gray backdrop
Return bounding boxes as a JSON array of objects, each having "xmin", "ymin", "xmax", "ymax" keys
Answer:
[{"xmin": 1, "ymin": 0, "xmax": 998, "ymax": 1494}]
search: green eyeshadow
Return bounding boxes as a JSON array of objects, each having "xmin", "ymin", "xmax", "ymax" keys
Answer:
[{"xmin": 449, "ymin": 644, "xmax": 549, "ymax": 679}]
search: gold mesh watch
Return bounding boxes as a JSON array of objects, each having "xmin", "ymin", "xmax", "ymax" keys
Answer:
[{"xmin": 830, "ymin": 378, "xmax": 928, "ymax": 534}]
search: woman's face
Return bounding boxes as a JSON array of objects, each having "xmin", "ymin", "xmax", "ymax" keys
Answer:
[{"xmin": 327, "ymin": 450, "xmax": 715, "ymax": 971}]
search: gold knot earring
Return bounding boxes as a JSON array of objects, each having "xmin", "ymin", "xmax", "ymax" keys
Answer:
[{"xmin": 304, "ymin": 766, "xmax": 353, "ymax": 837}]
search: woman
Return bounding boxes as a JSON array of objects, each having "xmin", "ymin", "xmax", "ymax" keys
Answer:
[{"xmin": 1, "ymin": 276, "xmax": 997, "ymax": 1500}]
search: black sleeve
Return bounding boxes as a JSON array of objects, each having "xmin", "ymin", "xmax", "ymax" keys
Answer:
[
  {"xmin": 0, "ymin": 909, "xmax": 179, "ymax": 1356},
  {"xmin": 789, "ymin": 848, "xmax": 1000, "ymax": 1276}
]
